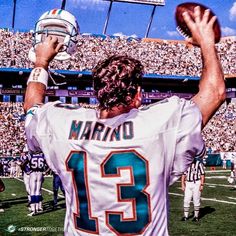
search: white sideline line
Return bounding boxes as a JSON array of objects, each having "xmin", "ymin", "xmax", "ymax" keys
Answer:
[
  {"xmin": 205, "ymin": 170, "xmax": 230, "ymax": 173},
  {"xmin": 15, "ymin": 177, "xmax": 64, "ymax": 198},
  {"xmin": 14, "ymin": 177, "xmax": 236, "ymax": 205},
  {"xmin": 176, "ymin": 180, "xmax": 234, "ymax": 188},
  {"xmin": 228, "ymin": 197, "xmax": 236, "ymax": 200},
  {"xmin": 205, "ymin": 176, "xmax": 227, "ymax": 179},
  {"xmin": 204, "ymin": 183, "xmax": 236, "ymax": 188},
  {"xmin": 169, "ymin": 192, "xmax": 236, "ymax": 205}
]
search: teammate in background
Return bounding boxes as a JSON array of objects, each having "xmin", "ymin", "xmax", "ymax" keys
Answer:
[
  {"xmin": 3, "ymin": 159, "xmax": 9, "ymax": 177},
  {"xmin": 20, "ymin": 149, "xmax": 32, "ymax": 206},
  {"xmin": 52, "ymin": 171, "xmax": 65, "ymax": 209},
  {"xmin": 227, "ymin": 155, "xmax": 236, "ymax": 187},
  {"xmin": 181, "ymin": 158, "xmax": 205, "ymax": 222},
  {"xmin": 222, "ymin": 155, "xmax": 227, "ymax": 170},
  {"xmin": 15, "ymin": 156, "xmax": 22, "ymax": 178},
  {"xmin": 24, "ymin": 7, "xmax": 225, "ymax": 236},
  {"xmin": 9, "ymin": 158, "xmax": 16, "ymax": 178},
  {"xmin": 27, "ymin": 151, "xmax": 47, "ymax": 216},
  {"xmin": 230, "ymin": 153, "xmax": 235, "ymax": 177}
]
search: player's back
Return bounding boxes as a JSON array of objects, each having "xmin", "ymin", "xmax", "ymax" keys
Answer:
[
  {"xmin": 27, "ymin": 96, "xmax": 204, "ymax": 236},
  {"xmin": 28, "ymin": 153, "xmax": 45, "ymax": 172}
]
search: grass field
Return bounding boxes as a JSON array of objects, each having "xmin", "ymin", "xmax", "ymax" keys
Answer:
[{"xmin": 0, "ymin": 168, "xmax": 236, "ymax": 236}]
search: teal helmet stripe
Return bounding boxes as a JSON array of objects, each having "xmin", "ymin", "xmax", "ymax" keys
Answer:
[{"xmin": 58, "ymin": 9, "xmax": 63, "ymax": 15}]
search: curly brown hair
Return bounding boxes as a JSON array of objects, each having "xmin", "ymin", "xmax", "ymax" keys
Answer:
[{"xmin": 92, "ymin": 55, "xmax": 143, "ymax": 110}]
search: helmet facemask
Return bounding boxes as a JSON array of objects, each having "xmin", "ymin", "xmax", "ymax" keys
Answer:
[{"xmin": 28, "ymin": 9, "xmax": 79, "ymax": 62}]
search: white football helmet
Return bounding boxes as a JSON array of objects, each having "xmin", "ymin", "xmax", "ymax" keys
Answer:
[{"xmin": 28, "ymin": 9, "xmax": 79, "ymax": 62}]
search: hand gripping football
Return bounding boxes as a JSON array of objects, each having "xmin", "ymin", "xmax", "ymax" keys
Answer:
[{"xmin": 175, "ymin": 2, "xmax": 221, "ymax": 43}]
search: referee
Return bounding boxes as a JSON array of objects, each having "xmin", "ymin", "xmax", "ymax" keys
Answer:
[{"xmin": 181, "ymin": 158, "xmax": 205, "ymax": 222}]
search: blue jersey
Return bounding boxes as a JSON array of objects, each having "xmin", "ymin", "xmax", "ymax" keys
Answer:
[
  {"xmin": 53, "ymin": 172, "xmax": 64, "ymax": 191},
  {"xmin": 20, "ymin": 154, "xmax": 32, "ymax": 174},
  {"xmin": 28, "ymin": 153, "xmax": 46, "ymax": 172}
]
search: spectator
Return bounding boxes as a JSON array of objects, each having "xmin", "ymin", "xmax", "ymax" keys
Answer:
[
  {"xmin": 0, "ymin": 101, "xmax": 235, "ymax": 159},
  {"xmin": 0, "ymin": 29, "xmax": 235, "ymax": 76}
]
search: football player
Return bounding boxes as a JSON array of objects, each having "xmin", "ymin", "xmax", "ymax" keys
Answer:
[
  {"xmin": 52, "ymin": 171, "xmax": 65, "ymax": 208},
  {"xmin": 9, "ymin": 158, "xmax": 16, "ymax": 178},
  {"xmin": 24, "ymin": 7, "xmax": 225, "ymax": 236},
  {"xmin": 20, "ymin": 149, "xmax": 32, "ymax": 206},
  {"xmin": 27, "ymin": 151, "xmax": 47, "ymax": 216},
  {"xmin": 228, "ymin": 156, "xmax": 236, "ymax": 186}
]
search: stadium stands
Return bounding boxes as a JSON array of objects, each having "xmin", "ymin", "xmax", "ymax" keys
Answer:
[
  {"xmin": 0, "ymin": 29, "xmax": 235, "ymax": 76},
  {"xmin": 0, "ymin": 29, "xmax": 235, "ymax": 159},
  {"xmin": 0, "ymin": 102, "xmax": 26, "ymax": 157},
  {"xmin": 0, "ymin": 101, "xmax": 235, "ymax": 159}
]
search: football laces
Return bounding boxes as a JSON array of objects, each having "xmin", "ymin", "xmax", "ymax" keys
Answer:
[{"xmin": 176, "ymin": 26, "xmax": 190, "ymax": 38}]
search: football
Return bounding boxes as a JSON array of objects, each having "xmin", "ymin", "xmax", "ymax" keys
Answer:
[{"xmin": 175, "ymin": 2, "xmax": 221, "ymax": 43}]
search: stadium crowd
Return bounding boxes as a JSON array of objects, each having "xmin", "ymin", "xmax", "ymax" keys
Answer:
[
  {"xmin": 0, "ymin": 29, "xmax": 235, "ymax": 169},
  {"xmin": 0, "ymin": 29, "xmax": 235, "ymax": 76},
  {"xmin": 0, "ymin": 102, "xmax": 26, "ymax": 157},
  {"xmin": 0, "ymin": 101, "xmax": 235, "ymax": 162},
  {"xmin": 202, "ymin": 102, "xmax": 236, "ymax": 153}
]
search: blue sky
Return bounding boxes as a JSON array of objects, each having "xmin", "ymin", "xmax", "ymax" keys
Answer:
[{"xmin": 0, "ymin": 0, "xmax": 235, "ymax": 40}]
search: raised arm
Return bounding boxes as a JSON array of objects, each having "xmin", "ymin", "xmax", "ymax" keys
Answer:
[
  {"xmin": 24, "ymin": 36, "xmax": 63, "ymax": 113},
  {"xmin": 183, "ymin": 6, "xmax": 226, "ymax": 127}
]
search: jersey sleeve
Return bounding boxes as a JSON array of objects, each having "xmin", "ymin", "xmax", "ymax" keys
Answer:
[
  {"xmin": 24, "ymin": 102, "xmax": 56, "ymax": 153},
  {"xmin": 169, "ymin": 99, "xmax": 205, "ymax": 185}
]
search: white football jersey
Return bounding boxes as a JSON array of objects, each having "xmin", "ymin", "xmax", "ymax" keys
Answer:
[{"xmin": 25, "ymin": 96, "xmax": 205, "ymax": 236}]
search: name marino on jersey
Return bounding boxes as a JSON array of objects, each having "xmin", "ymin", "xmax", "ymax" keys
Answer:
[{"xmin": 68, "ymin": 120, "xmax": 134, "ymax": 141}]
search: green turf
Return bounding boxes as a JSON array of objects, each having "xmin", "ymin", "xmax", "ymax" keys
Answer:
[
  {"xmin": 0, "ymin": 169, "xmax": 235, "ymax": 236},
  {"xmin": 0, "ymin": 177, "xmax": 65, "ymax": 236},
  {"xmin": 169, "ymin": 169, "xmax": 236, "ymax": 236}
]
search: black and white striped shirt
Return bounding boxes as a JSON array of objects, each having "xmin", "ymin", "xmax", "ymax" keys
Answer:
[{"xmin": 185, "ymin": 160, "xmax": 205, "ymax": 182}]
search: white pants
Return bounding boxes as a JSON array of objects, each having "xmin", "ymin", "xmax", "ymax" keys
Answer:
[
  {"xmin": 29, "ymin": 171, "xmax": 44, "ymax": 212},
  {"xmin": 29, "ymin": 171, "xmax": 43, "ymax": 196},
  {"xmin": 10, "ymin": 167, "xmax": 15, "ymax": 177},
  {"xmin": 184, "ymin": 180, "xmax": 201, "ymax": 208},
  {"xmin": 23, "ymin": 172, "xmax": 30, "ymax": 196}
]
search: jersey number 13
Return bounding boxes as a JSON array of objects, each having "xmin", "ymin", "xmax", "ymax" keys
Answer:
[{"xmin": 66, "ymin": 150, "xmax": 151, "ymax": 235}]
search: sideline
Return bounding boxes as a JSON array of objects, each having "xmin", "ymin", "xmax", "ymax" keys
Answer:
[
  {"xmin": 205, "ymin": 169, "xmax": 230, "ymax": 173},
  {"xmin": 169, "ymin": 192, "xmax": 236, "ymax": 205},
  {"xmin": 14, "ymin": 177, "xmax": 236, "ymax": 205}
]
